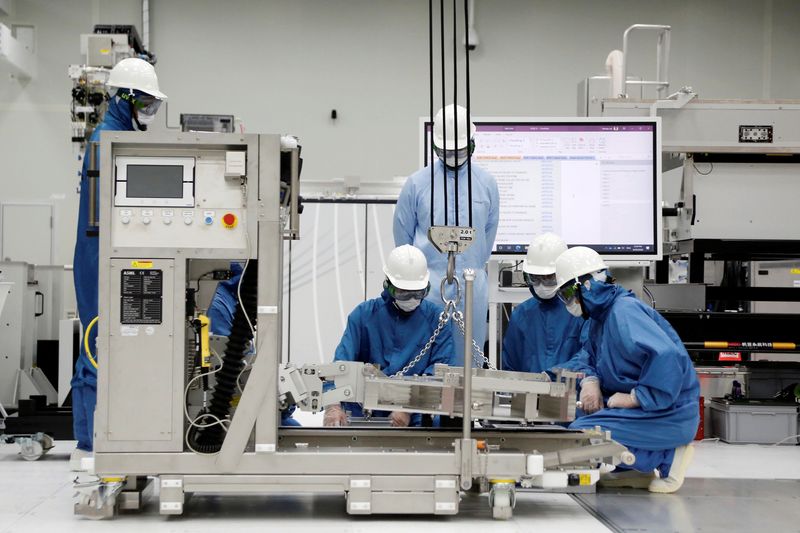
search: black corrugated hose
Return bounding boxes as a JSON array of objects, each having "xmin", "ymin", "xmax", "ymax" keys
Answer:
[{"xmin": 188, "ymin": 260, "xmax": 258, "ymax": 453}]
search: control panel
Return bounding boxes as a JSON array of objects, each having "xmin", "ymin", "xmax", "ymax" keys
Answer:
[{"xmin": 111, "ymin": 152, "xmax": 248, "ymax": 250}]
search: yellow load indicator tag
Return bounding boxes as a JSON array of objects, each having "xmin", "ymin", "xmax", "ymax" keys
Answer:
[
  {"xmin": 579, "ymin": 473, "xmax": 592, "ymax": 486},
  {"xmin": 131, "ymin": 260, "xmax": 153, "ymax": 269},
  {"xmin": 791, "ymin": 268, "xmax": 800, "ymax": 275}
]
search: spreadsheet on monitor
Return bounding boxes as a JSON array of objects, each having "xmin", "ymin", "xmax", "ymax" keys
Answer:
[{"xmin": 421, "ymin": 118, "xmax": 661, "ymax": 260}]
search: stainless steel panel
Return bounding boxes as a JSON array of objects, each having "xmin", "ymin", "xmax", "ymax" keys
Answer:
[
  {"xmin": 106, "ymin": 258, "xmax": 177, "ymax": 447},
  {"xmin": 0, "ymin": 262, "xmax": 36, "ymax": 408},
  {"xmin": 643, "ymin": 283, "xmax": 706, "ymax": 311}
]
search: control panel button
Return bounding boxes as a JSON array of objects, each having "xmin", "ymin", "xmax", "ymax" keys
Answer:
[
  {"xmin": 142, "ymin": 217, "xmax": 151, "ymax": 225},
  {"xmin": 184, "ymin": 216, "xmax": 193, "ymax": 225},
  {"xmin": 163, "ymin": 217, "xmax": 172, "ymax": 225},
  {"xmin": 222, "ymin": 213, "xmax": 238, "ymax": 229},
  {"xmin": 121, "ymin": 216, "xmax": 131, "ymax": 225},
  {"xmin": 204, "ymin": 216, "xmax": 213, "ymax": 225}
]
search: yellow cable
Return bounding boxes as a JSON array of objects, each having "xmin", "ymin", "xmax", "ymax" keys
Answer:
[{"xmin": 83, "ymin": 316, "xmax": 99, "ymax": 369}]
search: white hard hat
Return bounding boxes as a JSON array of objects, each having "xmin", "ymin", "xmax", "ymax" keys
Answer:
[
  {"xmin": 433, "ymin": 104, "xmax": 476, "ymax": 150},
  {"xmin": 523, "ymin": 233, "xmax": 568, "ymax": 275},
  {"xmin": 383, "ymin": 245, "xmax": 430, "ymax": 290},
  {"xmin": 107, "ymin": 58, "xmax": 167, "ymax": 100},
  {"xmin": 555, "ymin": 246, "xmax": 607, "ymax": 288}
]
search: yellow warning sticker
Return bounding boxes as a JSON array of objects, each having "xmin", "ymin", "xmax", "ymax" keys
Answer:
[
  {"xmin": 131, "ymin": 260, "xmax": 153, "ymax": 269},
  {"xmin": 791, "ymin": 268, "xmax": 800, "ymax": 275},
  {"xmin": 579, "ymin": 473, "xmax": 592, "ymax": 486}
]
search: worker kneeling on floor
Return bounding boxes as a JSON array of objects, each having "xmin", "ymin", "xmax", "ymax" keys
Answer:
[
  {"xmin": 553, "ymin": 246, "xmax": 700, "ymax": 493},
  {"xmin": 323, "ymin": 245, "xmax": 456, "ymax": 427}
]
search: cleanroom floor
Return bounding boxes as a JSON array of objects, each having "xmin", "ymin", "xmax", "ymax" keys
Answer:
[{"xmin": 1, "ymin": 439, "xmax": 798, "ymax": 533}]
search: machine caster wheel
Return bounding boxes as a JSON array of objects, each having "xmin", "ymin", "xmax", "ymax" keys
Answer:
[
  {"xmin": 74, "ymin": 478, "xmax": 125, "ymax": 519},
  {"xmin": 17, "ymin": 433, "xmax": 54, "ymax": 461},
  {"xmin": 489, "ymin": 481, "xmax": 516, "ymax": 521},
  {"xmin": 491, "ymin": 492, "xmax": 513, "ymax": 520}
]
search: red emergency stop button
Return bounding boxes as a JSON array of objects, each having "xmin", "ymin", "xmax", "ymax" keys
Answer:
[{"xmin": 222, "ymin": 213, "xmax": 237, "ymax": 229}]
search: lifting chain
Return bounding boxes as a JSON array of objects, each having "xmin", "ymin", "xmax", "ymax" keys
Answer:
[
  {"xmin": 452, "ymin": 309, "xmax": 496, "ymax": 370},
  {"xmin": 392, "ymin": 300, "xmax": 455, "ymax": 377}
]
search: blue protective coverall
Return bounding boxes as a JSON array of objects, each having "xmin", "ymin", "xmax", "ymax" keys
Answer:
[
  {"xmin": 566, "ymin": 280, "xmax": 700, "ymax": 475},
  {"xmin": 502, "ymin": 295, "xmax": 589, "ymax": 374},
  {"xmin": 393, "ymin": 160, "xmax": 499, "ymax": 366},
  {"xmin": 206, "ymin": 263, "xmax": 244, "ymax": 337},
  {"xmin": 332, "ymin": 290, "xmax": 456, "ymax": 424},
  {"xmin": 207, "ymin": 264, "xmax": 300, "ymax": 426},
  {"xmin": 71, "ymin": 96, "xmax": 135, "ymax": 451}
]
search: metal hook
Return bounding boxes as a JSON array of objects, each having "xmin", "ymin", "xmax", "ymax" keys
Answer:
[{"xmin": 446, "ymin": 251, "xmax": 456, "ymax": 283}]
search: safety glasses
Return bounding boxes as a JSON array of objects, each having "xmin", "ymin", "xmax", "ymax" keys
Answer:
[
  {"xmin": 557, "ymin": 280, "xmax": 581, "ymax": 304},
  {"xmin": 119, "ymin": 90, "xmax": 162, "ymax": 116},
  {"xmin": 434, "ymin": 145, "xmax": 470, "ymax": 162},
  {"xmin": 387, "ymin": 283, "xmax": 430, "ymax": 301},
  {"xmin": 523, "ymin": 272, "xmax": 558, "ymax": 288}
]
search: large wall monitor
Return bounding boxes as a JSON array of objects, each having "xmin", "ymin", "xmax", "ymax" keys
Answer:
[{"xmin": 422, "ymin": 117, "xmax": 662, "ymax": 262}]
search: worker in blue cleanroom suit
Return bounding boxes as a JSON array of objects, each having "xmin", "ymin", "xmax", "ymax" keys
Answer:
[
  {"xmin": 207, "ymin": 263, "xmax": 300, "ymax": 426},
  {"xmin": 393, "ymin": 104, "xmax": 499, "ymax": 367},
  {"xmin": 502, "ymin": 233, "xmax": 588, "ymax": 375},
  {"xmin": 206, "ymin": 263, "xmax": 244, "ymax": 338},
  {"xmin": 323, "ymin": 245, "xmax": 456, "ymax": 427},
  {"xmin": 71, "ymin": 58, "xmax": 167, "ymax": 470},
  {"xmin": 554, "ymin": 246, "xmax": 700, "ymax": 494}
]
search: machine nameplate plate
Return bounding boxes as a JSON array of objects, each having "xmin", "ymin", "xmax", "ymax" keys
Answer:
[
  {"xmin": 739, "ymin": 125, "xmax": 773, "ymax": 143},
  {"xmin": 120, "ymin": 269, "xmax": 163, "ymax": 325}
]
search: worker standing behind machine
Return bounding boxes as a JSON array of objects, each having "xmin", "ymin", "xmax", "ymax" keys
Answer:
[
  {"xmin": 554, "ymin": 246, "xmax": 700, "ymax": 494},
  {"xmin": 393, "ymin": 104, "xmax": 499, "ymax": 365},
  {"xmin": 502, "ymin": 233, "xmax": 589, "ymax": 375},
  {"xmin": 71, "ymin": 58, "xmax": 167, "ymax": 470},
  {"xmin": 323, "ymin": 245, "xmax": 456, "ymax": 427}
]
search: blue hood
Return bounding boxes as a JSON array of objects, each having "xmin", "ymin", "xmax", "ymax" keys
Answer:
[
  {"xmin": 579, "ymin": 279, "xmax": 626, "ymax": 320},
  {"xmin": 99, "ymin": 93, "xmax": 136, "ymax": 132}
]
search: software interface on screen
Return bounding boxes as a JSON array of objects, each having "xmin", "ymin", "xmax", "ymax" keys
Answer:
[{"xmin": 424, "ymin": 122, "xmax": 657, "ymax": 255}]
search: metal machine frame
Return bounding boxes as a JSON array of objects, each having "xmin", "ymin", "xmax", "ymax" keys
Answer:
[
  {"xmin": 78, "ymin": 132, "xmax": 629, "ymax": 521},
  {"xmin": 597, "ymin": 97, "xmax": 800, "ymax": 346}
]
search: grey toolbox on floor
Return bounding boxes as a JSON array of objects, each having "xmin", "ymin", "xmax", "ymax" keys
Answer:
[{"xmin": 709, "ymin": 398, "xmax": 798, "ymax": 445}]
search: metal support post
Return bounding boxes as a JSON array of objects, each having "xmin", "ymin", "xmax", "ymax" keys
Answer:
[
  {"xmin": 460, "ymin": 268, "xmax": 475, "ymax": 490},
  {"xmin": 87, "ymin": 142, "xmax": 99, "ymax": 235},
  {"xmin": 288, "ymin": 148, "xmax": 300, "ymax": 239}
]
